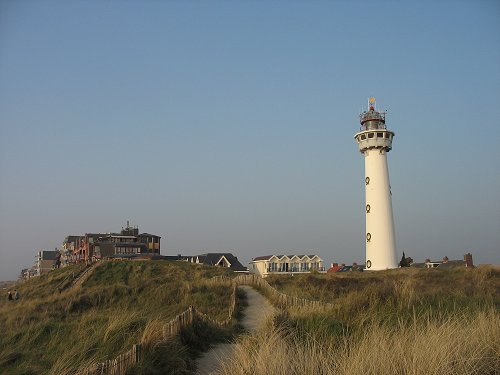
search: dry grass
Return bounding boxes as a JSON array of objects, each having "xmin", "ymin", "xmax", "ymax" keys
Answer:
[
  {"xmin": 0, "ymin": 261, "xmax": 235, "ymax": 375},
  {"xmin": 3, "ymin": 265, "xmax": 497, "ymax": 374},
  {"xmin": 264, "ymin": 266, "xmax": 500, "ymax": 326},
  {"xmin": 217, "ymin": 309, "xmax": 500, "ymax": 375},
  {"xmin": 215, "ymin": 267, "xmax": 499, "ymax": 375}
]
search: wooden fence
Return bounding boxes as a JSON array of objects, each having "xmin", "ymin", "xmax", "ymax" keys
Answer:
[
  {"xmin": 78, "ymin": 273, "xmax": 331, "ymax": 375},
  {"xmin": 78, "ymin": 344, "xmax": 141, "ymax": 375},
  {"xmin": 233, "ymin": 274, "xmax": 334, "ymax": 310},
  {"xmin": 78, "ymin": 283, "xmax": 237, "ymax": 375}
]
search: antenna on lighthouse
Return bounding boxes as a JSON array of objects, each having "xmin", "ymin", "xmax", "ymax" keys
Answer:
[{"xmin": 369, "ymin": 97, "xmax": 376, "ymax": 111}]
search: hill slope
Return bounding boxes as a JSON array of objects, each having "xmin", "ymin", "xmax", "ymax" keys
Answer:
[{"xmin": 0, "ymin": 261, "xmax": 235, "ymax": 375}]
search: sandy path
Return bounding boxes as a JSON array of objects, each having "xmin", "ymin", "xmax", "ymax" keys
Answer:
[{"xmin": 194, "ymin": 285, "xmax": 275, "ymax": 375}]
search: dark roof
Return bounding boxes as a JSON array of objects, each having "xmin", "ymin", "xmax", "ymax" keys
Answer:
[
  {"xmin": 64, "ymin": 235, "xmax": 81, "ymax": 243},
  {"xmin": 137, "ymin": 233, "xmax": 161, "ymax": 238},
  {"xmin": 337, "ymin": 266, "xmax": 352, "ymax": 272},
  {"xmin": 198, "ymin": 253, "xmax": 247, "ymax": 272},
  {"xmin": 40, "ymin": 250, "xmax": 58, "ymax": 260},
  {"xmin": 85, "ymin": 233, "xmax": 108, "ymax": 240}
]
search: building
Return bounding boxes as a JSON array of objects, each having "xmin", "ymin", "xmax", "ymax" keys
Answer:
[
  {"xmin": 327, "ymin": 262, "xmax": 364, "ymax": 273},
  {"xmin": 183, "ymin": 253, "xmax": 247, "ymax": 272},
  {"xmin": 354, "ymin": 98, "xmax": 398, "ymax": 270},
  {"xmin": 62, "ymin": 235, "xmax": 83, "ymax": 265},
  {"xmin": 411, "ymin": 253, "xmax": 474, "ymax": 269},
  {"xmin": 66, "ymin": 222, "xmax": 161, "ymax": 262},
  {"xmin": 35, "ymin": 250, "xmax": 58, "ymax": 275},
  {"xmin": 20, "ymin": 268, "xmax": 37, "ymax": 279},
  {"xmin": 249, "ymin": 254, "xmax": 324, "ymax": 278},
  {"xmin": 327, "ymin": 263, "xmax": 344, "ymax": 273}
]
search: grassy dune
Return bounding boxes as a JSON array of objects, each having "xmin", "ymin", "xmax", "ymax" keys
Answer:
[
  {"xmin": 218, "ymin": 309, "xmax": 499, "ymax": 375},
  {"xmin": 3, "ymin": 264, "xmax": 498, "ymax": 374},
  {"xmin": 0, "ymin": 261, "xmax": 236, "ymax": 375},
  {"xmin": 267, "ymin": 266, "xmax": 500, "ymax": 324},
  {"xmin": 218, "ymin": 266, "xmax": 500, "ymax": 375}
]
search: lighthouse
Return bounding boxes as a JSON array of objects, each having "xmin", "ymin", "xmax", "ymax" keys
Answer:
[{"xmin": 354, "ymin": 98, "xmax": 398, "ymax": 270}]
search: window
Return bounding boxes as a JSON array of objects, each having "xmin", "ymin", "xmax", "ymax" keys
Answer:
[
  {"xmin": 368, "ymin": 133, "xmax": 374, "ymax": 138},
  {"xmin": 377, "ymin": 132, "xmax": 383, "ymax": 138},
  {"xmin": 360, "ymin": 134, "xmax": 366, "ymax": 140}
]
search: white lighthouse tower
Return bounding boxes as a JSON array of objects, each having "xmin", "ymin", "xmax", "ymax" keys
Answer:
[{"xmin": 354, "ymin": 98, "xmax": 398, "ymax": 270}]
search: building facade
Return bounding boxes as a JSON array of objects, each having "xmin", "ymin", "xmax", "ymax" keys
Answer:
[
  {"xmin": 65, "ymin": 223, "xmax": 161, "ymax": 263},
  {"xmin": 411, "ymin": 253, "xmax": 474, "ymax": 269},
  {"xmin": 249, "ymin": 254, "xmax": 324, "ymax": 278},
  {"xmin": 35, "ymin": 250, "xmax": 58, "ymax": 275}
]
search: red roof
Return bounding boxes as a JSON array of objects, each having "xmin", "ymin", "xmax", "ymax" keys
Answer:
[{"xmin": 327, "ymin": 265, "xmax": 343, "ymax": 273}]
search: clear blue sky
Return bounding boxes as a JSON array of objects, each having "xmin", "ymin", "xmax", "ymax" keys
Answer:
[{"xmin": 1, "ymin": 1, "xmax": 499, "ymax": 280}]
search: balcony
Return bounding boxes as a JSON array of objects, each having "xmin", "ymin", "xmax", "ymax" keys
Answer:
[{"xmin": 265, "ymin": 267, "xmax": 326, "ymax": 274}]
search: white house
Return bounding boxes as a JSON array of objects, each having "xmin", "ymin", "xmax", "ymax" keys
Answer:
[{"xmin": 249, "ymin": 254, "xmax": 325, "ymax": 278}]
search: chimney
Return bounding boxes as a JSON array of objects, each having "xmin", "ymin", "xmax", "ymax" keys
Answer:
[{"xmin": 464, "ymin": 253, "xmax": 474, "ymax": 268}]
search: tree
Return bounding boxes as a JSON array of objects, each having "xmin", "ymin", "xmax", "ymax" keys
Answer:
[{"xmin": 400, "ymin": 252, "xmax": 410, "ymax": 267}]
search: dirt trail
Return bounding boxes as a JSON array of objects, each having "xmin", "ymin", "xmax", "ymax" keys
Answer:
[{"xmin": 195, "ymin": 285, "xmax": 275, "ymax": 375}]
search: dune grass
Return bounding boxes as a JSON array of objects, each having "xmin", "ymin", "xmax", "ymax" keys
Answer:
[
  {"xmin": 217, "ymin": 308, "xmax": 499, "ymax": 375},
  {"xmin": 265, "ymin": 266, "xmax": 500, "ymax": 325},
  {"xmin": 0, "ymin": 261, "xmax": 236, "ymax": 375},
  {"xmin": 217, "ymin": 266, "xmax": 500, "ymax": 375},
  {"xmin": 3, "ymin": 264, "xmax": 498, "ymax": 374}
]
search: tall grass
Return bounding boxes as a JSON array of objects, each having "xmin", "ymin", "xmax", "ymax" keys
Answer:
[
  {"xmin": 214, "ymin": 267, "xmax": 499, "ymax": 375},
  {"xmin": 265, "ymin": 266, "xmax": 500, "ymax": 325},
  {"xmin": 217, "ymin": 309, "xmax": 500, "ymax": 375},
  {"xmin": 0, "ymin": 261, "xmax": 236, "ymax": 375}
]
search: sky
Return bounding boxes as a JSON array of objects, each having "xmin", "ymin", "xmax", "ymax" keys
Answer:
[{"xmin": 0, "ymin": 1, "xmax": 499, "ymax": 280}]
